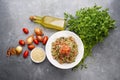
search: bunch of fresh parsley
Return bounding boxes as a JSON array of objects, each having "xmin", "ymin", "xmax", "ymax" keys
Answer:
[{"xmin": 64, "ymin": 5, "xmax": 115, "ymax": 70}]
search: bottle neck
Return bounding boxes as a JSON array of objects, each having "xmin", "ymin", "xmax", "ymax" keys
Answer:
[{"xmin": 33, "ymin": 16, "xmax": 43, "ymax": 24}]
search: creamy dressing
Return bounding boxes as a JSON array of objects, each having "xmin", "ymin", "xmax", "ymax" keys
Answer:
[{"xmin": 31, "ymin": 48, "xmax": 45, "ymax": 63}]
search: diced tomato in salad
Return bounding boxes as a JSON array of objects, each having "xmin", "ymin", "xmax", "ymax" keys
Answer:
[{"xmin": 59, "ymin": 44, "xmax": 71, "ymax": 55}]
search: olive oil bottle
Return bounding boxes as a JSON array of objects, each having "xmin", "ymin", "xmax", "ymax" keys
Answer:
[{"xmin": 30, "ymin": 16, "xmax": 65, "ymax": 30}]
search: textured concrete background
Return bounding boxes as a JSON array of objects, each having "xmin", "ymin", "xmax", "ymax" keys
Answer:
[{"xmin": 0, "ymin": 0, "xmax": 120, "ymax": 80}]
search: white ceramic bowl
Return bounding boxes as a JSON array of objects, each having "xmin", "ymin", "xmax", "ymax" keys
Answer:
[
  {"xmin": 46, "ymin": 31, "xmax": 84, "ymax": 69},
  {"xmin": 30, "ymin": 47, "xmax": 46, "ymax": 63}
]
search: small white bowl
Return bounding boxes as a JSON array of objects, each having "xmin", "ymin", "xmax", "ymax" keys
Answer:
[{"xmin": 30, "ymin": 47, "xmax": 46, "ymax": 63}]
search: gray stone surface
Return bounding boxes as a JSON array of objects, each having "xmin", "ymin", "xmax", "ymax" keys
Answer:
[{"xmin": 0, "ymin": 0, "xmax": 120, "ymax": 80}]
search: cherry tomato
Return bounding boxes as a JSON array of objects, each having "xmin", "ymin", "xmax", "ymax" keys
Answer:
[
  {"xmin": 36, "ymin": 36, "xmax": 43, "ymax": 42},
  {"xmin": 28, "ymin": 44, "xmax": 35, "ymax": 50},
  {"xmin": 42, "ymin": 36, "xmax": 48, "ymax": 45},
  {"xmin": 19, "ymin": 40, "xmax": 25, "ymax": 46},
  {"xmin": 23, "ymin": 50, "xmax": 29, "ymax": 58},
  {"xmin": 33, "ymin": 38, "xmax": 39, "ymax": 45},
  {"xmin": 23, "ymin": 28, "xmax": 29, "ymax": 34}
]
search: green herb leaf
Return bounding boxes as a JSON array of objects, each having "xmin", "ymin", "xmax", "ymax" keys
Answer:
[{"xmin": 64, "ymin": 5, "xmax": 115, "ymax": 70}]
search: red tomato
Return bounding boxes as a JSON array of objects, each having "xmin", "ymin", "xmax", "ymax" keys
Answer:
[
  {"xmin": 28, "ymin": 44, "xmax": 35, "ymax": 50},
  {"xmin": 59, "ymin": 45, "xmax": 71, "ymax": 55},
  {"xmin": 33, "ymin": 38, "xmax": 39, "ymax": 45},
  {"xmin": 23, "ymin": 28, "xmax": 29, "ymax": 34},
  {"xmin": 23, "ymin": 50, "xmax": 29, "ymax": 58},
  {"xmin": 36, "ymin": 36, "xmax": 43, "ymax": 42},
  {"xmin": 19, "ymin": 40, "xmax": 25, "ymax": 46},
  {"xmin": 42, "ymin": 36, "xmax": 48, "ymax": 45}
]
